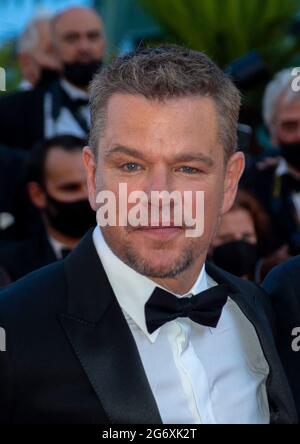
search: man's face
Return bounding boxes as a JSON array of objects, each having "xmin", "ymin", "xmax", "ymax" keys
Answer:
[
  {"xmin": 44, "ymin": 147, "xmax": 88, "ymax": 203},
  {"xmin": 52, "ymin": 9, "xmax": 105, "ymax": 65},
  {"xmin": 84, "ymin": 94, "xmax": 244, "ymax": 282},
  {"xmin": 274, "ymin": 98, "xmax": 300, "ymax": 144},
  {"xmin": 212, "ymin": 208, "xmax": 257, "ymax": 248}
]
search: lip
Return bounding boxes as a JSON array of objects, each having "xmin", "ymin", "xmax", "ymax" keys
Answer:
[{"xmin": 133, "ymin": 226, "xmax": 184, "ymax": 239}]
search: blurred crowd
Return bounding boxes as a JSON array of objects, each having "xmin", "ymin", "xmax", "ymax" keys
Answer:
[{"xmin": 0, "ymin": 5, "xmax": 300, "ymax": 288}]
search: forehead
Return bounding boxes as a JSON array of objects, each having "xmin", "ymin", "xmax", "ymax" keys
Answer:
[
  {"xmin": 276, "ymin": 97, "xmax": 300, "ymax": 121},
  {"xmin": 100, "ymin": 93, "xmax": 221, "ymax": 159},
  {"xmin": 45, "ymin": 147, "xmax": 84, "ymax": 181},
  {"xmin": 54, "ymin": 9, "xmax": 102, "ymax": 35},
  {"xmin": 36, "ymin": 21, "xmax": 51, "ymax": 42},
  {"xmin": 220, "ymin": 208, "xmax": 255, "ymax": 232}
]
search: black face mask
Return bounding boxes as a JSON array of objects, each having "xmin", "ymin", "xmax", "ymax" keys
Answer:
[
  {"xmin": 280, "ymin": 142, "xmax": 300, "ymax": 172},
  {"xmin": 63, "ymin": 60, "xmax": 102, "ymax": 88},
  {"xmin": 212, "ymin": 240, "xmax": 258, "ymax": 278},
  {"xmin": 45, "ymin": 195, "xmax": 95, "ymax": 238}
]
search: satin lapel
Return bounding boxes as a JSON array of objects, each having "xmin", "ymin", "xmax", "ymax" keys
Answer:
[{"xmin": 59, "ymin": 230, "xmax": 162, "ymax": 424}]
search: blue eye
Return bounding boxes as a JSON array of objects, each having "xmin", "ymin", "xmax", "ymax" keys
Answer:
[
  {"xmin": 178, "ymin": 166, "xmax": 199, "ymax": 174},
  {"xmin": 122, "ymin": 163, "xmax": 141, "ymax": 172}
]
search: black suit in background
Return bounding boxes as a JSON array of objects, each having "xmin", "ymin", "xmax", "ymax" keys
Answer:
[
  {"xmin": 0, "ymin": 86, "xmax": 44, "ymax": 150},
  {"xmin": 241, "ymin": 159, "xmax": 300, "ymax": 253},
  {"xmin": 0, "ymin": 231, "xmax": 56, "ymax": 283},
  {"xmin": 0, "ymin": 229, "xmax": 297, "ymax": 424},
  {"xmin": 0, "ymin": 145, "xmax": 31, "ymax": 241},
  {"xmin": 263, "ymin": 256, "xmax": 300, "ymax": 418}
]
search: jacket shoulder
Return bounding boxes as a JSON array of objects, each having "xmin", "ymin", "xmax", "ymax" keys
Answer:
[
  {"xmin": 0, "ymin": 260, "xmax": 66, "ymax": 327},
  {"xmin": 263, "ymin": 255, "xmax": 300, "ymax": 289}
]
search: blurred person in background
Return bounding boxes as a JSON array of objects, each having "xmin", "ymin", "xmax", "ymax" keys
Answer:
[
  {"xmin": 0, "ymin": 135, "xmax": 95, "ymax": 284},
  {"xmin": 263, "ymin": 255, "xmax": 300, "ymax": 418},
  {"xmin": 17, "ymin": 11, "xmax": 61, "ymax": 90},
  {"xmin": 210, "ymin": 189, "xmax": 273, "ymax": 282},
  {"xmin": 242, "ymin": 68, "xmax": 300, "ymax": 264},
  {"xmin": 0, "ymin": 6, "xmax": 106, "ymax": 150}
]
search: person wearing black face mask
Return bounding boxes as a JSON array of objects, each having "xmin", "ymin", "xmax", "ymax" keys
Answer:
[
  {"xmin": 0, "ymin": 7, "xmax": 106, "ymax": 150},
  {"xmin": 240, "ymin": 69, "xmax": 300, "ymax": 262},
  {"xmin": 0, "ymin": 135, "xmax": 96, "ymax": 285},
  {"xmin": 210, "ymin": 190, "xmax": 273, "ymax": 282}
]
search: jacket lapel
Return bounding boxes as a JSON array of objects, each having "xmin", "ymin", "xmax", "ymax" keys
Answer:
[
  {"xmin": 59, "ymin": 229, "xmax": 162, "ymax": 424},
  {"xmin": 206, "ymin": 261, "xmax": 298, "ymax": 424}
]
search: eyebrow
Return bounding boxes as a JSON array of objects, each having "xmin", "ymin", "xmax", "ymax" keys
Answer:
[
  {"xmin": 63, "ymin": 29, "xmax": 101, "ymax": 38},
  {"xmin": 104, "ymin": 145, "xmax": 215, "ymax": 167}
]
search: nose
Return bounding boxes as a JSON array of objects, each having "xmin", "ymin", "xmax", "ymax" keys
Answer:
[
  {"xmin": 77, "ymin": 37, "xmax": 93, "ymax": 56},
  {"xmin": 232, "ymin": 233, "xmax": 243, "ymax": 242},
  {"xmin": 144, "ymin": 165, "xmax": 172, "ymax": 196}
]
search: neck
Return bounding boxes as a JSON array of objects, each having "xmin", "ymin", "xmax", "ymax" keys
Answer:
[
  {"xmin": 150, "ymin": 256, "xmax": 206, "ymax": 295},
  {"xmin": 46, "ymin": 224, "xmax": 80, "ymax": 250}
]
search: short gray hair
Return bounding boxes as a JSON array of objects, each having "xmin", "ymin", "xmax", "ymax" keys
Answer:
[
  {"xmin": 89, "ymin": 45, "xmax": 241, "ymax": 161},
  {"xmin": 263, "ymin": 68, "xmax": 300, "ymax": 131}
]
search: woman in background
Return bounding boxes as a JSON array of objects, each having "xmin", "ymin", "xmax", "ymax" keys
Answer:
[{"xmin": 210, "ymin": 189, "xmax": 280, "ymax": 282}]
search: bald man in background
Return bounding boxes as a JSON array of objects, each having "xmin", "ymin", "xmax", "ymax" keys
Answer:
[{"xmin": 0, "ymin": 6, "xmax": 106, "ymax": 150}]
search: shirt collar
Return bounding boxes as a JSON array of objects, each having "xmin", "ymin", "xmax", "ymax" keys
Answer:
[
  {"xmin": 92, "ymin": 226, "xmax": 208, "ymax": 343},
  {"xmin": 60, "ymin": 78, "xmax": 89, "ymax": 101},
  {"xmin": 47, "ymin": 235, "xmax": 68, "ymax": 260}
]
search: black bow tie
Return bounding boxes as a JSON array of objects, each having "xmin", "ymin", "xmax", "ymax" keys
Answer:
[{"xmin": 145, "ymin": 283, "xmax": 230, "ymax": 334}]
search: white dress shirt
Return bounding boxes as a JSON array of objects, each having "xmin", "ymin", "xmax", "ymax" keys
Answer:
[
  {"xmin": 44, "ymin": 78, "xmax": 90, "ymax": 139},
  {"xmin": 93, "ymin": 226, "xmax": 270, "ymax": 424}
]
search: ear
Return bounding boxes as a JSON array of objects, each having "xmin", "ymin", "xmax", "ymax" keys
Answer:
[
  {"xmin": 27, "ymin": 182, "xmax": 47, "ymax": 209},
  {"xmin": 82, "ymin": 146, "xmax": 97, "ymax": 211},
  {"xmin": 221, "ymin": 151, "xmax": 245, "ymax": 215}
]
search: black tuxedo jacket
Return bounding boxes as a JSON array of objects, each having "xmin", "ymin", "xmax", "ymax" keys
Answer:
[
  {"xmin": 263, "ymin": 256, "xmax": 300, "ymax": 418},
  {"xmin": 0, "ymin": 230, "xmax": 57, "ymax": 283},
  {"xmin": 0, "ymin": 230, "xmax": 297, "ymax": 424}
]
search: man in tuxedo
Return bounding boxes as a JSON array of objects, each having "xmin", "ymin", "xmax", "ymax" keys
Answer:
[
  {"xmin": 0, "ymin": 45, "xmax": 297, "ymax": 424},
  {"xmin": 0, "ymin": 135, "xmax": 95, "ymax": 283},
  {"xmin": 263, "ymin": 255, "xmax": 300, "ymax": 417},
  {"xmin": 0, "ymin": 6, "xmax": 106, "ymax": 150}
]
